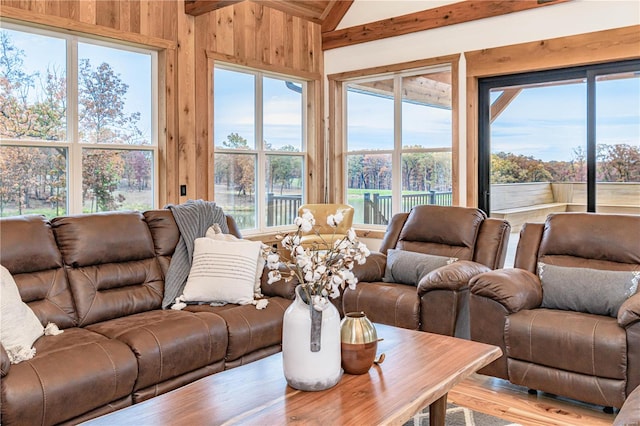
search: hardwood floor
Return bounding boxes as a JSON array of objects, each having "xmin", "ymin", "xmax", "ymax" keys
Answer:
[{"xmin": 448, "ymin": 374, "xmax": 616, "ymax": 426}]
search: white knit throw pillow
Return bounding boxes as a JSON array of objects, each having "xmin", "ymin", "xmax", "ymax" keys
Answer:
[
  {"xmin": 0, "ymin": 265, "xmax": 44, "ymax": 364},
  {"xmin": 205, "ymin": 225, "xmax": 265, "ymax": 297},
  {"xmin": 182, "ymin": 238, "xmax": 264, "ymax": 305}
]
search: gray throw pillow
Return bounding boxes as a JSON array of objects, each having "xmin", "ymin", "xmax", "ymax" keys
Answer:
[
  {"xmin": 538, "ymin": 262, "xmax": 640, "ymax": 317},
  {"xmin": 383, "ymin": 249, "xmax": 457, "ymax": 286}
]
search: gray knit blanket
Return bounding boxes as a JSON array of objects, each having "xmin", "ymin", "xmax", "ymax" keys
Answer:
[{"xmin": 162, "ymin": 200, "xmax": 229, "ymax": 308}]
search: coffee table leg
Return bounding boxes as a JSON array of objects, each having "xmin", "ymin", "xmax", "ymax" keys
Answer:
[{"xmin": 429, "ymin": 393, "xmax": 447, "ymax": 426}]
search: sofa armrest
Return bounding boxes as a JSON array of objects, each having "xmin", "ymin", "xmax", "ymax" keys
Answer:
[
  {"xmin": 352, "ymin": 251, "xmax": 386, "ymax": 282},
  {"xmin": 260, "ymin": 263, "xmax": 298, "ymax": 300},
  {"xmin": 618, "ymin": 293, "xmax": 640, "ymax": 328},
  {"xmin": 417, "ymin": 260, "xmax": 490, "ymax": 297},
  {"xmin": 1, "ymin": 343, "xmax": 10, "ymax": 377},
  {"xmin": 470, "ymin": 268, "xmax": 542, "ymax": 314},
  {"xmin": 614, "ymin": 384, "xmax": 640, "ymax": 426}
]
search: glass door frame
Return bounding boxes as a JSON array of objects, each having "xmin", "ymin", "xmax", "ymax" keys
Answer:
[{"xmin": 477, "ymin": 59, "xmax": 640, "ymax": 214}]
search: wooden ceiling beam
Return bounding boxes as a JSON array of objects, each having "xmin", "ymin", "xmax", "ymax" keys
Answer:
[
  {"xmin": 321, "ymin": 0, "xmax": 354, "ymax": 33},
  {"xmin": 490, "ymin": 88, "xmax": 522, "ymax": 122},
  {"xmin": 322, "ymin": 0, "xmax": 572, "ymax": 50},
  {"xmin": 185, "ymin": 0, "xmax": 244, "ymax": 16},
  {"xmin": 351, "ymin": 76, "xmax": 452, "ymax": 109},
  {"xmin": 252, "ymin": 1, "xmax": 325, "ymax": 24}
]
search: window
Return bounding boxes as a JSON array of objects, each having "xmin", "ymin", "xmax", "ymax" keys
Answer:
[
  {"xmin": 343, "ymin": 66, "xmax": 454, "ymax": 226},
  {"xmin": 0, "ymin": 23, "xmax": 157, "ymax": 218},
  {"xmin": 478, "ymin": 59, "xmax": 640, "ymax": 216},
  {"xmin": 213, "ymin": 65, "xmax": 306, "ymax": 232}
]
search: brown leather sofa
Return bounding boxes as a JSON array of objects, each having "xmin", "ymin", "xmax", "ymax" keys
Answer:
[
  {"xmin": 0, "ymin": 210, "xmax": 296, "ymax": 425},
  {"xmin": 469, "ymin": 213, "xmax": 640, "ymax": 409},
  {"xmin": 344, "ymin": 205, "xmax": 510, "ymax": 338}
]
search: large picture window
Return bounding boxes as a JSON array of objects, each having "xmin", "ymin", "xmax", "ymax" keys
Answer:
[
  {"xmin": 213, "ymin": 65, "xmax": 306, "ymax": 232},
  {"xmin": 0, "ymin": 23, "xmax": 157, "ymax": 218},
  {"xmin": 343, "ymin": 66, "xmax": 453, "ymax": 226},
  {"xmin": 478, "ymin": 60, "xmax": 640, "ymax": 218}
]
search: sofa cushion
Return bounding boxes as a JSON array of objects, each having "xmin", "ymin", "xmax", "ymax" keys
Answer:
[
  {"xmin": 506, "ymin": 309, "xmax": 627, "ymax": 380},
  {"xmin": 0, "ymin": 328, "xmax": 136, "ymax": 425},
  {"xmin": 185, "ymin": 296, "xmax": 291, "ymax": 365},
  {"xmin": 0, "ymin": 215, "xmax": 77, "ymax": 328},
  {"xmin": 86, "ymin": 309, "xmax": 228, "ymax": 391},
  {"xmin": 0, "ymin": 265, "xmax": 44, "ymax": 363},
  {"xmin": 343, "ymin": 282, "xmax": 420, "ymax": 330},
  {"xmin": 181, "ymin": 237, "xmax": 263, "ymax": 305},
  {"xmin": 382, "ymin": 249, "xmax": 456, "ymax": 286},
  {"xmin": 538, "ymin": 263, "xmax": 639, "ymax": 317},
  {"xmin": 52, "ymin": 212, "xmax": 164, "ymax": 326}
]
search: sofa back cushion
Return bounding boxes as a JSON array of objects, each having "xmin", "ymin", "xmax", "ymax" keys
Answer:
[
  {"xmin": 393, "ymin": 205, "xmax": 486, "ymax": 261},
  {"xmin": 0, "ymin": 215, "xmax": 77, "ymax": 328},
  {"xmin": 538, "ymin": 213, "xmax": 640, "ymax": 271},
  {"xmin": 143, "ymin": 209, "xmax": 244, "ymax": 277},
  {"xmin": 52, "ymin": 211, "xmax": 163, "ymax": 326}
]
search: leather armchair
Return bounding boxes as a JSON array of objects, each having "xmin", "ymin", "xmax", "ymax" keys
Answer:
[
  {"xmin": 344, "ymin": 205, "xmax": 510, "ymax": 337},
  {"xmin": 469, "ymin": 213, "xmax": 640, "ymax": 409}
]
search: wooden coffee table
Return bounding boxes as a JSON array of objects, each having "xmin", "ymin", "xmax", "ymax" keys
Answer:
[{"xmin": 85, "ymin": 324, "xmax": 501, "ymax": 426}]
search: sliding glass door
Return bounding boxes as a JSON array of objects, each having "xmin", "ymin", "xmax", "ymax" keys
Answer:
[{"xmin": 478, "ymin": 60, "xmax": 640, "ymax": 220}]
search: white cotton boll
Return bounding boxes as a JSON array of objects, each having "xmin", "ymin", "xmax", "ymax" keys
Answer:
[
  {"xmin": 334, "ymin": 210, "xmax": 344, "ymax": 225},
  {"xmin": 301, "ymin": 210, "xmax": 315, "ymax": 224},
  {"xmin": 312, "ymin": 295, "xmax": 330, "ymax": 311},
  {"xmin": 268, "ymin": 270, "xmax": 282, "ymax": 284},
  {"xmin": 326, "ymin": 214, "xmax": 336, "ymax": 227},
  {"xmin": 300, "ymin": 219, "xmax": 313, "ymax": 233},
  {"xmin": 347, "ymin": 228, "xmax": 356, "ymax": 242}
]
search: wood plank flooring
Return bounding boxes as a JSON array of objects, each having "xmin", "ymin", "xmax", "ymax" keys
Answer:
[{"xmin": 449, "ymin": 374, "xmax": 616, "ymax": 425}]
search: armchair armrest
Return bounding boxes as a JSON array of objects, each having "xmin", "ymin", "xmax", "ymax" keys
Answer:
[
  {"xmin": 470, "ymin": 268, "xmax": 542, "ymax": 314},
  {"xmin": 618, "ymin": 293, "xmax": 640, "ymax": 328},
  {"xmin": 417, "ymin": 260, "xmax": 490, "ymax": 297},
  {"xmin": 260, "ymin": 263, "xmax": 298, "ymax": 300},
  {"xmin": 1, "ymin": 343, "xmax": 10, "ymax": 377},
  {"xmin": 352, "ymin": 251, "xmax": 386, "ymax": 283}
]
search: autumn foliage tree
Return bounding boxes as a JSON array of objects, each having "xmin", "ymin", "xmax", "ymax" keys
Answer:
[{"xmin": 0, "ymin": 31, "xmax": 148, "ymax": 215}]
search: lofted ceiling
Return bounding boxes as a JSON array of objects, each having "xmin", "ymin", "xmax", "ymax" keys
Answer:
[
  {"xmin": 184, "ymin": 0, "xmax": 354, "ymax": 32},
  {"xmin": 185, "ymin": 1, "xmax": 570, "ymax": 49}
]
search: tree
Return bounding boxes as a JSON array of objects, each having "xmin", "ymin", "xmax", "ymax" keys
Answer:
[
  {"xmin": 266, "ymin": 144, "xmax": 300, "ymax": 194},
  {"xmin": 0, "ymin": 32, "xmax": 66, "ymax": 140},
  {"xmin": 78, "ymin": 59, "xmax": 144, "ymax": 210},
  {"xmin": 82, "ymin": 150, "xmax": 125, "ymax": 212},
  {"xmin": 79, "ymin": 59, "xmax": 142, "ymax": 144},
  {"xmin": 218, "ymin": 133, "xmax": 255, "ymax": 197}
]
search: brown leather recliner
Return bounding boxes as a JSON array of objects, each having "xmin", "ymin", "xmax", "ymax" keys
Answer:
[
  {"xmin": 469, "ymin": 213, "xmax": 640, "ymax": 409},
  {"xmin": 344, "ymin": 205, "xmax": 510, "ymax": 337}
]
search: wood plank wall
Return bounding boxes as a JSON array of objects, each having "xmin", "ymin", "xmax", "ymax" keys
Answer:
[{"xmin": 0, "ymin": 0, "xmax": 324, "ymax": 207}]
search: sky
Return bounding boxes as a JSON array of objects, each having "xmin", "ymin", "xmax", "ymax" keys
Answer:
[
  {"xmin": 214, "ymin": 67, "xmax": 303, "ymax": 151},
  {"xmin": 4, "ymin": 26, "xmax": 637, "ymax": 164},
  {"xmin": 2, "ymin": 26, "xmax": 153, "ymax": 142},
  {"xmin": 491, "ymin": 78, "xmax": 640, "ymax": 162}
]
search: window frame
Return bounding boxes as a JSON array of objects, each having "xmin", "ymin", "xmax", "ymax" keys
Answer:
[
  {"xmin": 477, "ymin": 59, "xmax": 640, "ymax": 214},
  {"xmin": 212, "ymin": 62, "xmax": 308, "ymax": 235},
  {"xmin": 0, "ymin": 21, "xmax": 159, "ymax": 215},
  {"xmin": 329, "ymin": 58, "xmax": 459, "ymax": 231}
]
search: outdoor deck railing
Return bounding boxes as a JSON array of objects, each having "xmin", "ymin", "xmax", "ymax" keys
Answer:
[
  {"xmin": 266, "ymin": 193, "xmax": 302, "ymax": 227},
  {"xmin": 363, "ymin": 191, "xmax": 453, "ymax": 225}
]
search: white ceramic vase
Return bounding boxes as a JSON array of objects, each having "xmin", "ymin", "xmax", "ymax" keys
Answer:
[{"xmin": 282, "ymin": 285, "xmax": 342, "ymax": 391}]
